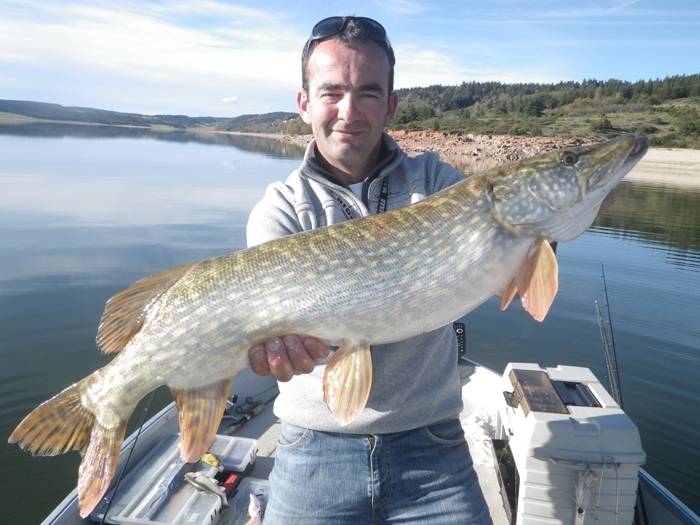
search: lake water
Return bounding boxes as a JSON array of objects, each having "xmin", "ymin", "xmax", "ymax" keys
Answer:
[{"xmin": 1, "ymin": 124, "xmax": 698, "ymax": 523}]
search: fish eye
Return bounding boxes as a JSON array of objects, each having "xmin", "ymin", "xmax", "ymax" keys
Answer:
[{"xmin": 560, "ymin": 151, "xmax": 578, "ymax": 167}]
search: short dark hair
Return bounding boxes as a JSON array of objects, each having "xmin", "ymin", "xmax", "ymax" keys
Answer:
[{"xmin": 301, "ymin": 18, "xmax": 395, "ymax": 93}]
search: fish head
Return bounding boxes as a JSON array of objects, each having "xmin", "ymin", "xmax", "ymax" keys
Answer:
[{"xmin": 487, "ymin": 133, "xmax": 648, "ymax": 242}]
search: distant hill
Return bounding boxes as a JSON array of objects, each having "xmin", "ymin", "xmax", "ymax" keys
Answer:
[
  {"xmin": 2, "ymin": 72, "xmax": 699, "ymax": 147},
  {"xmin": 0, "ymin": 99, "xmax": 300, "ymax": 133}
]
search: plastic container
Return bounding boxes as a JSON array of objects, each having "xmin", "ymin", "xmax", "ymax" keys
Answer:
[{"xmin": 92, "ymin": 433, "xmax": 258, "ymax": 525}]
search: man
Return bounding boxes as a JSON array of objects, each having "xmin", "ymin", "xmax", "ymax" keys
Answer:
[{"xmin": 246, "ymin": 16, "xmax": 492, "ymax": 524}]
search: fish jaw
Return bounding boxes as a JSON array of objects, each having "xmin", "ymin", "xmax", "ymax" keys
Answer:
[{"xmin": 488, "ymin": 133, "xmax": 648, "ymax": 242}]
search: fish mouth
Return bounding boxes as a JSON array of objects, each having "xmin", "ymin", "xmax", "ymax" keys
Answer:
[
  {"xmin": 625, "ymin": 133, "xmax": 649, "ymax": 165},
  {"xmin": 587, "ymin": 133, "xmax": 648, "ymax": 191}
]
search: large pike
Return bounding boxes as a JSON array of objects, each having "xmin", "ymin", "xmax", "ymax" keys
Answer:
[{"xmin": 9, "ymin": 133, "xmax": 648, "ymax": 517}]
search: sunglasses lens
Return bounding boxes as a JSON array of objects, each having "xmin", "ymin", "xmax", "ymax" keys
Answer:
[
  {"xmin": 311, "ymin": 16, "xmax": 388, "ymax": 42},
  {"xmin": 356, "ymin": 17, "xmax": 387, "ymax": 39},
  {"xmin": 311, "ymin": 17, "xmax": 347, "ymax": 39},
  {"xmin": 305, "ymin": 16, "xmax": 393, "ymax": 65}
]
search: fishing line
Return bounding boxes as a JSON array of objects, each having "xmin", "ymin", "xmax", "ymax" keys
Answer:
[{"xmin": 98, "ymin": 390, "xmax": 156, "ymax": 525}]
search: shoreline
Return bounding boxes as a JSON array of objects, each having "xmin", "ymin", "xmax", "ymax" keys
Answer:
[
  {"xmin": 1, "ymin": 114, "xmax": 697, "ymax": 188},
  {"xmin": 234, "ymin": 130, "xmax": 700, "ymax": 189}
]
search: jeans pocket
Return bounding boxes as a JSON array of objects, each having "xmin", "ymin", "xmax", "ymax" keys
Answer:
[
  {"xmin": 277, "ymin": 422, "xmax": 312, "ymax": 449},
  {"xmin": 422, "ymin": 419, "xmax": 466, "ymax": 446}
]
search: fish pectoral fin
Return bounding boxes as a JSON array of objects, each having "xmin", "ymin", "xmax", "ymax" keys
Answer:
[
  {"xmin": 515, "ymin": 239, "xmax": 559, "ymax": 322},
  {"xmin": 499, "ymin": 278, "xmax": 519, "ymax": 311},
  {"xmin": 322, "ymin": 340, "xmax": 372, "ymax": 426},
  {"xmin": 96, "ymin": 261, "xmax": 198, "ymax": 353},
  {"xmin": 171, "ymin": 378, "xmax": 233, "ymax": 463}
]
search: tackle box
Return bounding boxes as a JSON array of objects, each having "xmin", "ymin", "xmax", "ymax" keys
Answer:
[{"xmin": 91, "ymin": 433, "xmax": 258, "ymax": 525}]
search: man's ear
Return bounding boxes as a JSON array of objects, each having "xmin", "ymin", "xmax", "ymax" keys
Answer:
[
  {"xmin": 385, "ymin": 92, "xmax": 398, "ymax": 126},
  {"xmin": 297, "ymin": 89, "xmax": 312, "ymax": 125}
]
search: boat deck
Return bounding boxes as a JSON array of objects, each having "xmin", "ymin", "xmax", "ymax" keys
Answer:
[
  {"xmin": 41, "ymin": 362, "xmax": 700, "ymax": 525},
  {"xmin": 232, "ymin": 361, "xmax": 510, "ymax": 524}
]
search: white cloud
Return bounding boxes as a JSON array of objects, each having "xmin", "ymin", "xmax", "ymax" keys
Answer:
[
  {"xmin": 383, "ymin": 0, "xmax": 429, "ymax": 16},
  {"xmin": 394, "ymin": 44, "xmax": 560, "ymax": 87},
  {"xmin": 0, "ymin": 1, "xmax": 305, "ymax": 115},
  {"xmin": 222, "ymin": 96, "xmax": 238, "ymax": 103}
]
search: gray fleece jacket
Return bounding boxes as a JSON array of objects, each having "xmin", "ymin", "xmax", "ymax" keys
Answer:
[{"xmin": 246, "ymin": 134, "xmax": 467, "ymax": 434}]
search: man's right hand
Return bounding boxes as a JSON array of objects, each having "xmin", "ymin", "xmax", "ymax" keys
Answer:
[{"xmin": 248, "ymin": 336, "xmax": 330, "ymax": 382}]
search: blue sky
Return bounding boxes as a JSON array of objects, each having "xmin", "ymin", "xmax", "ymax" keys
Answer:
[{"xmin": 1, "ymin": 0, "xmax": 698, "ymax": 117}]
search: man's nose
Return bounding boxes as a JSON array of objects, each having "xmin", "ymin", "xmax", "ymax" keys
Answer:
[{"xmin": 337, "ymin": 93, "xmax": 361, "ymax": 122}]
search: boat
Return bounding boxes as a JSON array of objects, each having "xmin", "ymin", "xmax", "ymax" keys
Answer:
[{"xmin": 39, "ymin": 358, "xmax": 699, "ymax": 525}]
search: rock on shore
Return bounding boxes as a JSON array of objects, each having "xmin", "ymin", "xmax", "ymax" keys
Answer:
[
  {"xmin": 276, "ymin": 130, "xmax": 699, "ymax": 187},
  {"xmin": 278, "ymin": 130, "xmax": 594, "ymax": 175}
]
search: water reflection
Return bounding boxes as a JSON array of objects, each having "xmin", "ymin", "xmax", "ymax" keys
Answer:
[
  {"xmin": 0, "ymin": 127, "xmax": 302, "ymax": 228},
  {"xmin": 1, "ymin": 130, "xmax": 699, "ymax": 519},
  {"xmin": 0, "ymin": 122, "xmax": 306, "ymax": 159},
  {"xmin": 594, "ymin": 180, "xmax": 700, "ymax": 269}
]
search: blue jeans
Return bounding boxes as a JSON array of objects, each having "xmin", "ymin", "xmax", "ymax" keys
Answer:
[{"xmin": 263, "ymin": 419, "xmax": 492, "ymax": 524}]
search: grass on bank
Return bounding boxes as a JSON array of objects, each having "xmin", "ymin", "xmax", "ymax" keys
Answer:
[{"xmin": 389, "ymin": 97, "xmax": 700, "ymax": 149}]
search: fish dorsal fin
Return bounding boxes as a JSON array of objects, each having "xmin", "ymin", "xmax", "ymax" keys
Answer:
[
  {"xmin": 514, "ymin": 239, "xmax": 559, "ymax": 322},
  {"xmin": 97, "ymin": 262, "xmax": 197, "ymax": 353},
  {"xmin": 323, "ymin": 340, "xmax": 372, "ymax": 426},
  {"xmin": 171, "ymin": 378, "xmax": 233, "ymax": 463}
]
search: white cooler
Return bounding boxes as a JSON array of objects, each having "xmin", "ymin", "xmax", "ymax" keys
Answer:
[{"xmin": 495, "ymin": 363, "xmax": 646, "ymax": 525}]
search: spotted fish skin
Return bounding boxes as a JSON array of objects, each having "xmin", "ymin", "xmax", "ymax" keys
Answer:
[{"xmin": 8, "ymin": 134, "xmax": 648, "ymax": 518}]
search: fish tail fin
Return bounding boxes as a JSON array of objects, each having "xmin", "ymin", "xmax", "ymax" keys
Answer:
[
  {"xmin": 8, "ymin": 379, "xmax": 95, "ymax": 456},
  {"xmin": 8, "ymin": 374, "xmax": 129, "ymax": 518}
]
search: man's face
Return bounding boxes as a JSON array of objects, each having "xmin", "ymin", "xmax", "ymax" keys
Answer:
[{"xmin": 297, "ymin": 39, "xmax": 398, "ymax": 182}]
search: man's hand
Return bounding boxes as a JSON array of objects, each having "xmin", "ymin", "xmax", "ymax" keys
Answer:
[{"xmin": 248, "ymin": 336, "xmax": 330, "ymax": 382}]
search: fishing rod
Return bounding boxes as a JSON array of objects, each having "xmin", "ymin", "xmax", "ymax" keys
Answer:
[{"xmin": 594, "ymin": 263, "xmax": 623, "ymax": 408}]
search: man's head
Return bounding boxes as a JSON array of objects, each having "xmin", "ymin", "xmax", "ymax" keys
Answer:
[
  {"xmin": 298, "ymin": 16, "xmax": 398, "ymax": 184},
  {"xmin": 301, "ymin": 16, "xmax": 396, "ymax": 93}
]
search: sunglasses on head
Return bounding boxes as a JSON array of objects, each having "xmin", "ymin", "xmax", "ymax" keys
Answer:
[{"xmin": 304, "ymin": 16, "xmax": 395, "ymax": 64}]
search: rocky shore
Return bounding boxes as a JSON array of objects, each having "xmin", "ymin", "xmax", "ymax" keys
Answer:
[{"xmin": 275, "ymin": 130, "xmax": 700, "ymax": 187}]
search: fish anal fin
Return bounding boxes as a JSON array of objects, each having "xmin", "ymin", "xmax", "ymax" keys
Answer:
[
  {"xmin": 97, "ymin": 261, "xmax": 197, "ymax": 354},
  {"xmin": 171, "ymin": 378, "xmax": 233, "ymax": 463},
  {"xmin": 323, "ymin": 340, "xmax": 372, "ymax": 426},
  {"xmin": 78, "ymin": 420, "xmax": 127, "ymax": 518},
  {"xmin": 515, "ymin": 239, "xmax": 559, "ymax": 322},
  {"xmin": 499, "ymin": 279, "xmax": 518, "ymax": 311}
]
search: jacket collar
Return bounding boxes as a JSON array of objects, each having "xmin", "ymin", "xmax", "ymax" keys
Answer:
[{"xmin": 299, "ymin": 133, "xmax": 405, "ymax": 189}]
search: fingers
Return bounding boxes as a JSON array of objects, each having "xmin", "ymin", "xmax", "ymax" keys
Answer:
[
  {"xmin": 248, "ymin": 336, "xmax": 331, "ymax": 382},
  {"xmin": 249, "ymin": 344, "xmax": 271, "ymax": 376},
  {"xmin": 302, "ymin": 337, "xmax": 331, "ymax": 360},
  {"xmin": 263, "ymin": 338, "xmax": 294, "ymax": 381},
  {"xmin": 283, "ymin": 335, "xmax": 316, "ymax": 374}
]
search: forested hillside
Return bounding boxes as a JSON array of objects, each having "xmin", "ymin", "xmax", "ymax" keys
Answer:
[{"xmin": 391, "ymin": 74, "xmax": 700, "ymax": 147}]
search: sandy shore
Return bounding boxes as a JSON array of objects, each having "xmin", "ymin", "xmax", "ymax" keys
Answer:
[{"xmin": 273, "ymin": 130, "xmax": 700, "ymax": 189}]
